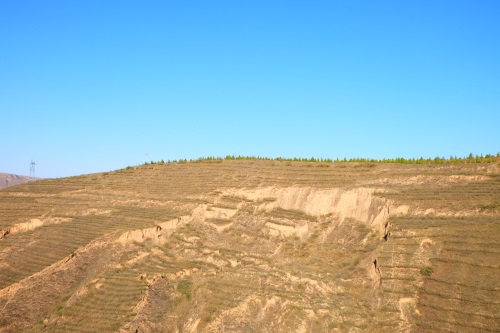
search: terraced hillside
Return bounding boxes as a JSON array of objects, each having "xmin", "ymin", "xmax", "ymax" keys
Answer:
[{"xmin": 0, "ymin": 160, "xmax": 499, "ymax": 332}]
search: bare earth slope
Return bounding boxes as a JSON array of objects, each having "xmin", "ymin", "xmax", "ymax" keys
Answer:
[{"xmin": 0, "ymin": 160, "xmax": 499, "ymax": 332}]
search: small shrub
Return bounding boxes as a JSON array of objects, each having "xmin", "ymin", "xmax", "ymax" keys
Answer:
[
  {"xmin": 56, "ymin": 304, "xmax": 64, "ymax": 316},
  {"xmin": 177, "ymin": 279, "xmax": 192, "ymax": 300},
  {"xmin": 420, "ymin": 266, "xmax": 434, "ymax": 276}
]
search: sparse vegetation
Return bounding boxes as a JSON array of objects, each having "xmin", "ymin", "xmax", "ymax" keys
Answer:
[
  {"xmin": 177, "ymin": 279, "xmax": 192, "ymax": 300},
  {"xmin": 480, "ymin": 202, "xmax": 500, "ymax": 210},
  {"xmin": 420, "ymin": 266, "xmax": 434, "ymax": 276},
  {"xmin": 0, "ymin": 158, "xmax": 498, "ymax": 332}
]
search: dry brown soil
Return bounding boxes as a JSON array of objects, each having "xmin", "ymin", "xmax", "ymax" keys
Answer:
[{"xmin": 0, "ymin": 160, "xmax": 499, "ymax": 332}]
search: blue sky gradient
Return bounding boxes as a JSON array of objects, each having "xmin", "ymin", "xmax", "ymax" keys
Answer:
[{"xmin": 1, "ymin": 1, "xmax": 499, "ymax": 177}]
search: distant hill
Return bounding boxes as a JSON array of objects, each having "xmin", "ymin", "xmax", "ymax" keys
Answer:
[{"xmin": 0, "ymin": 172, "xmax": 29, "ymax": 189}]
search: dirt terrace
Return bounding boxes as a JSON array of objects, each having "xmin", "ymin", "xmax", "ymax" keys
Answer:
[{"xmin": 0, "ymin": 160, "xmax": 499, "ymax": 332}]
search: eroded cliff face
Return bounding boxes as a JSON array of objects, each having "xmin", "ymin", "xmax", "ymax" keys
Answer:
[
  {"xmin": 226, "ymin": 186, "xmax": 389, "ymax": 226},
  {"xmin": 0, "ymin": 161, "xmax": 498, "ymax": 332}
]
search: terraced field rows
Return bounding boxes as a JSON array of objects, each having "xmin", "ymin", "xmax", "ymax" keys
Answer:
[{"xmin": 0, "ymin": 160, "xmax": 498, "ymax": 332}]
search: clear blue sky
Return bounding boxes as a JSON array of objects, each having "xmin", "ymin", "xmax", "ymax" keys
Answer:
[{"xmin": 1, "ymin": 1, "xmax": 499, "ymax": 178}]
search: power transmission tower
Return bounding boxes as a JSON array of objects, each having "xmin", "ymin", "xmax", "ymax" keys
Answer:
[{"xmin": 28, "ymin": 160, "xmax": 36, "ymax": 182}]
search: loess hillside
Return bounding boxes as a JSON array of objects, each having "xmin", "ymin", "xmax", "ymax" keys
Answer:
[
  {"xmin": 0, "ymin": 160, "xmax": 499, "ymax": 332},
  {"xmin": 0, "ymin": 173, "xmax": 29, "ymax": 189}
]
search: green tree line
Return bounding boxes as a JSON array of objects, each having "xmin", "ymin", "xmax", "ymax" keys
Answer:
[{"xmin": 140, "ymin": 153, "xmax": 499, "ymax": 166}]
